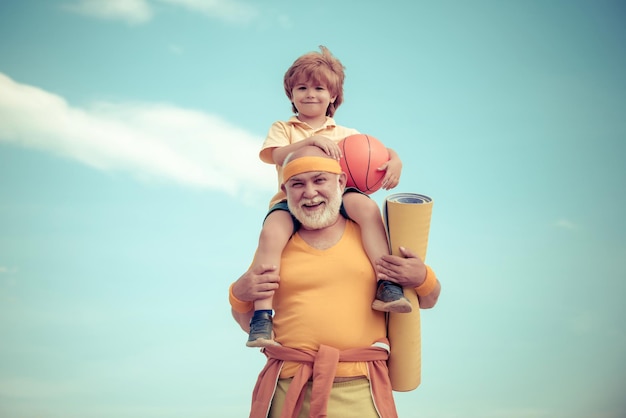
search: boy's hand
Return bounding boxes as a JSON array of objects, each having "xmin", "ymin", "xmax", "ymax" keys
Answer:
[
  {"xmin": 378, "ymin": 153, "xmax": 402, "ymax": 189},
  {"xmin": 307, "ymin": 135, "xmax": 342, "ymax": 160}
]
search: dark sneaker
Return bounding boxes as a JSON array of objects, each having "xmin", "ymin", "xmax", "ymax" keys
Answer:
[
  {"xmin": 371, "ymin": 280, "xmax": 412, "ymax": 313},
  {"xmin": 246, "ymin": 311, "xmax": 280, "ymax": 347}
]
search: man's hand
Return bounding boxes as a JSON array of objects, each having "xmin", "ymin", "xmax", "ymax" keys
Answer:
[
  {"xmin": 232, "ymin": 264, "xmax": 280, "ymax": 302},
  {"xmin": 231, "ymin": 264, "xmax": 280, "ymax": 332},
  {"xmin": 375, "ymin": 246, "xmax": 427, "ymax": 288},
  {"xmin": 376, "ymin": 246, "xmax": 441, "ymax": 309}
]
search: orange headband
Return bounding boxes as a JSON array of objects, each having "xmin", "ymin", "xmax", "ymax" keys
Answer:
[{"xmin": 282, "ymin": 156, "xmax": 342, "ymax": 183}]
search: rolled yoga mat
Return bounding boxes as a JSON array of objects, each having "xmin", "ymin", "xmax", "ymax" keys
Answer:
[{"xmin": 383, "ymin": 193, "xmax": 433, "ymax": 392}]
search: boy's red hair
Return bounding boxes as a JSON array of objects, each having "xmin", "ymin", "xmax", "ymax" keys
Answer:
[{"xmin": 283, "ymin": 46, "xmax": 345, "ymax": 117}]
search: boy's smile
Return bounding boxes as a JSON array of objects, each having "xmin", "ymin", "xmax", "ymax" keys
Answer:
[{"xmin": 291, "ymin": 81, "xmax": 336, "ymax": 126}]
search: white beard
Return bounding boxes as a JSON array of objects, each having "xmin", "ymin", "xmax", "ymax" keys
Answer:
[{"xmin": 288, "ymin": 183, "xmax": 343, "ymax": 230}]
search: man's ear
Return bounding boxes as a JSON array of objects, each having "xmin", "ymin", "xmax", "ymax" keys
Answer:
[
  {"xmin": 338, "ymin": 172, "xmax": 347, "ymax": 191},
  {"xmin": 281, "ymin": 183, "xmax": 287, "ymax": 193}
]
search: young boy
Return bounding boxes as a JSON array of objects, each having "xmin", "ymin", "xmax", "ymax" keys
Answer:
[{"xmin": 247, "ymin": 46, "xmax": 409, "ymax": 347}]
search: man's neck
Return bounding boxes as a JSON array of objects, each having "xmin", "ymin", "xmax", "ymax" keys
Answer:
[{"xmin": 298, "ymin": 216, "xmax": 346, "ymax": 250}]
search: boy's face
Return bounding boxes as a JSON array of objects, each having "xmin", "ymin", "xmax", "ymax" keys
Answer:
[{"xmin": 291, "ymin": 80, "xmax": 336, "ymax": 120}]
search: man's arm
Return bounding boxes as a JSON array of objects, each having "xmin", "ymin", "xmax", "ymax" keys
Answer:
[
  {"xmin": 231, "ymin": 308, "xmax": 253, "ymax": 333},
  {"xmin": 229, "ymin": 264, "xmax": 280, "ymax": 332},
  {"xmin": 415, "ymin": 275, "xmax": 441, "ymax": 309},
  {"xmin": 375, "ymin": 246, "xmax": 441, "ymax": 309}
]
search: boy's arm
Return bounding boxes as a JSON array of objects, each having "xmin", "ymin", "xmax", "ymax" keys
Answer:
[{"xmin": 272, "ymin": 135, "xmax": 341, "ymax": 165}]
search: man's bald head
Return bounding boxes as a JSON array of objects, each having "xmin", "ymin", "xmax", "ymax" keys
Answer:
[{"xmin": 286, "ymin": 145, "xmax": 330, "ymax": 162}]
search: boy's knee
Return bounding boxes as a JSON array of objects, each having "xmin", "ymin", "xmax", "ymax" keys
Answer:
[
  {"xmin": 262, "ymin": 209, "xmax": 298, "ymax": 238},
  {"xmin": 343, "ymin": 193, "xmax": 380, "ymax": 221}
]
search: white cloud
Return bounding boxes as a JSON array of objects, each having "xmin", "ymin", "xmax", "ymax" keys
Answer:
[
  {"xmin": 63, "ymin": 0, "xmax": 153, "ymax": 25},
  {"xmin": 155, "ymin": 0, "xmax": 259, "ymax": 24},
  {"xmin": 0, "ymin": 73, "xmax": 275, "ymax": 204}
]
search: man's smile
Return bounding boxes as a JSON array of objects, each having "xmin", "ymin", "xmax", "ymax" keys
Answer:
[{"xmin": 302, "ymin": 200, "xmax": 325, "ymax": 210}]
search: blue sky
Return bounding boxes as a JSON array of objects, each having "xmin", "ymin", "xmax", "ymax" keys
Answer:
[{"xmin": 1, "ymin": 0, "xmax": 625, "ymax": 417}]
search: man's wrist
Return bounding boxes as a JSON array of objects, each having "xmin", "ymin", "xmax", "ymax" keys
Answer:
[
  {"xmin": 415, "ymin": 265, "xmax": 437, "ymax": 297},
  {"xmin": 229, "ymin": 283, "xmax": 253, "ymax": 313}
]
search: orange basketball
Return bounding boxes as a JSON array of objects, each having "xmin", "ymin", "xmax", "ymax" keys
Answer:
[{"xmin": 338, "ymin": 134, "xmax": 390, "ymax": 194}]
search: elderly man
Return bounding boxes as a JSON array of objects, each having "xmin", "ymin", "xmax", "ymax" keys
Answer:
[{"xmin": 230, "ymin": 146, "xmax": 440, "ymax": 418}]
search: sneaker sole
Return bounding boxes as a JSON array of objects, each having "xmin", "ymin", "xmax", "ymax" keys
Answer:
[
  {"xmin": 246, "ymin": 338, "xmax": 280, "ymax": 348},
  {"xmin": 372, "ymin": 299, "xmax": 413, "ymax": 313}
]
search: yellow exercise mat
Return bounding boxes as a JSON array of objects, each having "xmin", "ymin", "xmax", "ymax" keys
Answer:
[
  {"xmin": 383, "ymin": 193, "xmax": 433, "ymax": 392},
  {"xmin": 383, "ymin": 193, "xmax": 433, "ymax": 260}
]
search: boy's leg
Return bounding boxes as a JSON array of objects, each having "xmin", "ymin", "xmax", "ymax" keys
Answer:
[
  {"xmin": 247, "ymin": 207, "xmax": 294, "ymax": 347},
  {"xmin": 342, "ymin": 191, "xmax": 412, "ymax": 313}
]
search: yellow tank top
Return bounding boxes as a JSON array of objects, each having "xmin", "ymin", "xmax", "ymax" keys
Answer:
[{"xmin": 273, "ymin": 220, "xmax": 387, "ymax": 378}]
